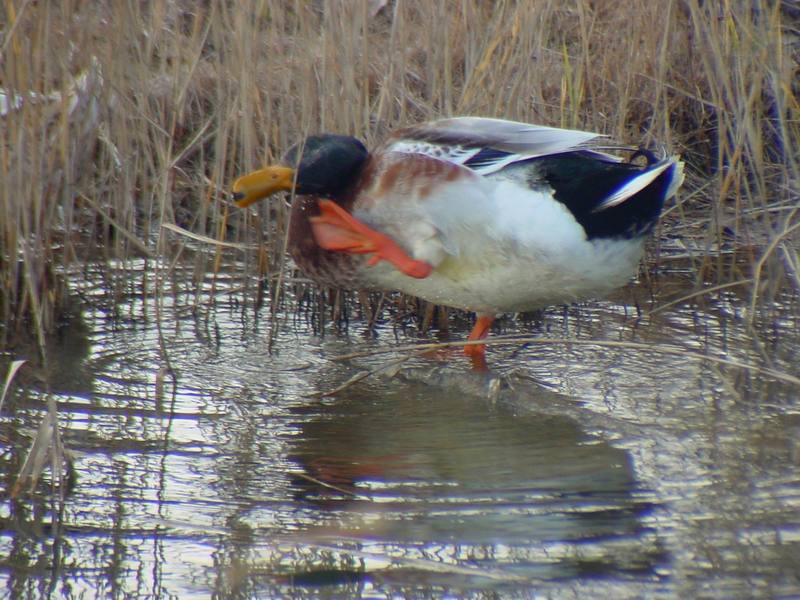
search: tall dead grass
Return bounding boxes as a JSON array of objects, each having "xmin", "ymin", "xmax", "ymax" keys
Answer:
[{"xmin": 1, "ymin": 0, "xmax": 797, "ymax": 348}]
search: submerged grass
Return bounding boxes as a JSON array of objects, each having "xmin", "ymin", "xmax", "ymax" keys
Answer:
[
  {"xmin": 1, "ymin": 360, "xmax": 73, "ymax": 499},
  {"xmin": 0, "ymin": 0, "xmax": 798, "ymax": 350}
]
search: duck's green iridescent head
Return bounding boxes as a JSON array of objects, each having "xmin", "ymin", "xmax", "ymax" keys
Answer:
[{"xmin": 232, "ymin": 134, "xmax": 368, "ymax": 207}]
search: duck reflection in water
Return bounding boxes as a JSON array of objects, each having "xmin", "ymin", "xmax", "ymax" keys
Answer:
[{"xmin": 286, "ymin": 382, "xmax": 664, "ymax": 582}]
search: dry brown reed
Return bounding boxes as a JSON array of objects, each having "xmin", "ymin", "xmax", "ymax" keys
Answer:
[{"xmin": 1, "ymin": 0, "xmax": 798, "ymax": 349}]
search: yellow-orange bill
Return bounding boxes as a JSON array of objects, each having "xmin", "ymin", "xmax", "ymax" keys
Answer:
[{"xmin": 232, "ymin": 166, "xmax": 295, "ymax": 208}]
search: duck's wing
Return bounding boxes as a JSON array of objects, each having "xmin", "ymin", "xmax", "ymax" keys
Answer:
[
  {"xmin": 379, "ymin": 118, "xmax": 684, "ymax": 241},
  {"xmin": 383, "ymin": 117, "xmax": 612, "ymax": 175}
]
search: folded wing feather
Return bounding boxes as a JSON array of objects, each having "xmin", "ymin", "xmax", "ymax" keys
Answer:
[{"xmin": 384, "ymin": 117, "xmax": 606, "ymax": 175}]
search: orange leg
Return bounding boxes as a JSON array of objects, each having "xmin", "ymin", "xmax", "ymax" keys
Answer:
[
  {"xmin": 464, "ymin": 314, "xmax": 494, "ymax": 358},
  {"xmin": 309, "ymin": 199, "xmax": 432, "ymax": 279}
]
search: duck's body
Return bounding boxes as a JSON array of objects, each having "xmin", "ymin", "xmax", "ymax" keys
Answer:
[{"xmin": 234, "ymin": 117, "xmax": 684, "ymax": 360}]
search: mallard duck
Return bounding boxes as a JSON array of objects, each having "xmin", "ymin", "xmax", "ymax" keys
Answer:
[{"xmin": 233, "ymin": 117, "xmax": 683, "ymax": 361}]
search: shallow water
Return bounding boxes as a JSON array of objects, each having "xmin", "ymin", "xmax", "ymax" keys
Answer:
[{"xmin": 1, "ymin": 261, "xmax": 799, "ymax": 598}]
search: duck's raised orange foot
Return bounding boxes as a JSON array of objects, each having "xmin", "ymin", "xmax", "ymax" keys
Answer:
[{"xmin": 309, "ymin": 199, "xmax": 432, "ymax": 279}]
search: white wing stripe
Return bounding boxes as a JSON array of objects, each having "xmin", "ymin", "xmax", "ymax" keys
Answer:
[{"xmin": 593, "ymin": 158, "xmax": 678, "ymax": 212}]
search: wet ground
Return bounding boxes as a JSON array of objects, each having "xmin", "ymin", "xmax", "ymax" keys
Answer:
[{"xmin": 1, "ymin": 260, "xmax": 799, "ymax": 598}]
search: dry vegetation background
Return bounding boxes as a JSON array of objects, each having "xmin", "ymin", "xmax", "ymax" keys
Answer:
[{"xmin": 1, "ymin": 0, "xmax": 798, "ymax": 352}]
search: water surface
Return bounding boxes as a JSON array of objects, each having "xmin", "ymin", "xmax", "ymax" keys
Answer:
[{"xmin": 1, "ymin": 262, "xmax": 799, "ymax": 598}]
